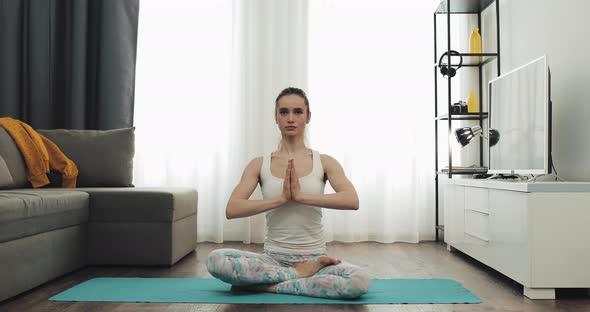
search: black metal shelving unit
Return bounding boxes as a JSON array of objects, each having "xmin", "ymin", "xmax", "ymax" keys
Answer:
[{"xmin": 434, "ymin": 0, "xmax": 501, "ymax": 241}]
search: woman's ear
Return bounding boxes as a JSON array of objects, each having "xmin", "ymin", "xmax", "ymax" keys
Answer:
[{"xmin": 307, "ymin": 111, "xmax": 311, "ymax": 124}]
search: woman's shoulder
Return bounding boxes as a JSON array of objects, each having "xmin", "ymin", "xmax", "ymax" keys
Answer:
[
  {"xmin": 249, "ymin": 156, "xmax": 264, "ymax": 163},
  {"xmin": 244, "ymin": 156, "xmax": 264, "ymax": 173},
  {"xmin": 319, "ymin": 153, "xmax": 337, "ymax": 162},
  {"xmin": 319, "ymin": 153, "xmax": 340, "ymax": 170}
]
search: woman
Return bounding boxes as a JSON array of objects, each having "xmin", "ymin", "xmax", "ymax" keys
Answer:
[{"xmin": 207, "ymin": 87, "xmax": 371, "ymax": 299}]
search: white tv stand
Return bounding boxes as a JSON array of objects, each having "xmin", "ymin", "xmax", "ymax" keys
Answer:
[{"xmin": 443, "ymin": 179, "xmax": 590, "ymax": 299}]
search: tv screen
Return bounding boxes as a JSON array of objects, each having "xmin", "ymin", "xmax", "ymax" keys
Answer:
[{"xmin": 488, "ymin": 56, "xmax": 551, "ymax": 175}]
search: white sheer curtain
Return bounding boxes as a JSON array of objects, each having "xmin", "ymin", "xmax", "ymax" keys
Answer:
[
  {"xmin": 134, "ymin": 0, "xmax": 233, "ymax": 242},
  {"xmin": 134, "ymin": 0, "xmax": 436, "ymax": 243},
  {"xmin": 307, "ymin": 0, "xmax": 435, "ymax": 242}
]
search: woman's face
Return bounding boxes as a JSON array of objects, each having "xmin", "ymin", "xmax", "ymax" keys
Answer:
[{"xmin": 275, "ymin": 94, "xmax": 310, "ymax": 137}]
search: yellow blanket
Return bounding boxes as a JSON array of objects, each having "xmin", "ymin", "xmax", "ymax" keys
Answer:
[{"xmin": 0, "ymin": 117, "xmax": 78, "ymax": 188}]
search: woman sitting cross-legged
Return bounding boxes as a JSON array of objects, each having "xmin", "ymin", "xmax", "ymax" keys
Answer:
[{"xmin": 207, "ymin": 87, "xmax": 371, "ymax": 299}]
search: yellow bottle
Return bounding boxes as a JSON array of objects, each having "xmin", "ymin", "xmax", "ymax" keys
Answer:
[
  {"xmin": 469, "ymin": 27, "xmax": 482, "ymax": 53},
  {"xmin": 467, "ymin": 92, "xmax": 479, "ymax": 112}
]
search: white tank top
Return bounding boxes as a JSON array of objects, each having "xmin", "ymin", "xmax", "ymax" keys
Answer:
[{"xmin": 260, "ymin": 149, "xmax": 327, "ymax": 255}]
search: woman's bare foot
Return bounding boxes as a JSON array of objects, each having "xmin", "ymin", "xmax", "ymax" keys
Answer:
[{"xmin": 293, "ymin": 256, "xmax": 341, "ymax": 278}]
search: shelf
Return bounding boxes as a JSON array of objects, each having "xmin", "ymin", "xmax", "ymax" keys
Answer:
[
  {"xmin": 437, "ymin": 171, "xmax": 486, "ymax": 175},
  {"xmin": 434, "ymin": 53, "xmax": 498, "ymax": 67},
  {"xmin": 437, "ymin": 167, "xmax": 488, "ymax": 175},
  {"xmin": 435, "ymin": 0, "xmax": 495, "ymax": 14},
  {"xmin": 436, "ymin": 112, "xmax": 488, "ymax": 120},
  {"xmin": 434, "ymin": 0, "xmax": 500, "ymax": 242}
]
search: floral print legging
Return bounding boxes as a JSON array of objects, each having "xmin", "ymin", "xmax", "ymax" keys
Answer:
[{"xmin": 206, "ymin": 248, "xmax": 371, "ymax": 299}]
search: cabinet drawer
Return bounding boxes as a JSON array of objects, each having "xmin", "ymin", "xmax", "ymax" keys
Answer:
[
  {"xmin": 465, "ymin": 187, "xmax": 489, "ymax": 214},
  {"xmin": 464, "ymin": 209, "xmax": 490, "ymax": 242}
]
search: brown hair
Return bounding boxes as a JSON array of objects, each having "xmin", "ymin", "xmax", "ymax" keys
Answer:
[{"xmin": 275, "ymin": 87, "xmax": 310, "ymax": 113}]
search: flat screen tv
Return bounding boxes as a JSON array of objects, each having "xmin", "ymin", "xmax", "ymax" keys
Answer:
[{"xmin": 488, "ymin": 55, "xmax": 552, "ymax": 175}]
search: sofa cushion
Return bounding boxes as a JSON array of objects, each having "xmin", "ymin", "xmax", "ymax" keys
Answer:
[
  {"xmin": 0, "ymin": 128, "xmax": 28, "ymax": 189},
  {"xmin": 37, "ymin": 128, "xmax": 135, "ymax": 187},
  {"xmin": 0, "ymin": 190, "xmax": 89, "ymax": 243},
  {"xmin": 69, "ymin": 187, "xmax": 197, "ymax": 222},
  {"xmin": 0, "ymin": 156, "xmax": 14, "ymax": 188}
]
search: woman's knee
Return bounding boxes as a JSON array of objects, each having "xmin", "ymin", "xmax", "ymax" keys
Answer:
[
  {"xmin": 342, "ymin": 270, "xmax": 372, "ymax": 298},
  {"xmin": 206, "ymin": 248, "xmax": 234, "ymax": 276}
]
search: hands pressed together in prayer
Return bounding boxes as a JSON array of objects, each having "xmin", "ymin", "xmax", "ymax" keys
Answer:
[{"xmin": 281, "ymin": 159, "xmax": 304, "ymax": 203}]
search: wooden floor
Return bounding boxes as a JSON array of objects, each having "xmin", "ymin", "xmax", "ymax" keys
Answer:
[{"xmin": 2, "ymin": 241, "xmax": 589, "ymax": 311}]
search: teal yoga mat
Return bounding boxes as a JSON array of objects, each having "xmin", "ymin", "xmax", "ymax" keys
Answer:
[{"xmin": 49, "ymin": 278, "xmax": 481, "ymax": 304}]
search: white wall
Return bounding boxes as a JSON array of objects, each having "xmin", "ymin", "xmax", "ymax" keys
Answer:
[{"xmin": 497, "ymin": 0, "xmax": 590, "ymax": 181}]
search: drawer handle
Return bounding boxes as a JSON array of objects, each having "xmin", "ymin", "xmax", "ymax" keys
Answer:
[
  {"xmin": 465, "ymin": 208, "xmax": 489, "ymax": 216},
  {"xmin": 465, "ymin": 231, "xmax": 490, "ymax": 243}
]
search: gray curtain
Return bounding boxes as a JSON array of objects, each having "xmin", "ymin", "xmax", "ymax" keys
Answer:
[{"xmin": 0, "ymin": 0, "xmax": 139, "ymax": 130}]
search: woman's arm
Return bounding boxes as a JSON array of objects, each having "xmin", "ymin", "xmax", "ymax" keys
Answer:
[
  {"xmin": 291, "ymin": 155, "xmax": 359, "ymax": 210},
  {"xmin": 226, "ymin": 157, "xmax": 291, "ymax": 219}
]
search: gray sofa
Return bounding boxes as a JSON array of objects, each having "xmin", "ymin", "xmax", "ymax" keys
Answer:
[{"xmin": 0, "ymin": 127, "xmax": 198, "ymax": 302}]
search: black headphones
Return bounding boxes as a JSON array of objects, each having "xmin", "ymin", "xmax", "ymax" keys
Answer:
[{"xmin": 438, "ymin": 50, "xmax": 463, "ymax": 78}]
